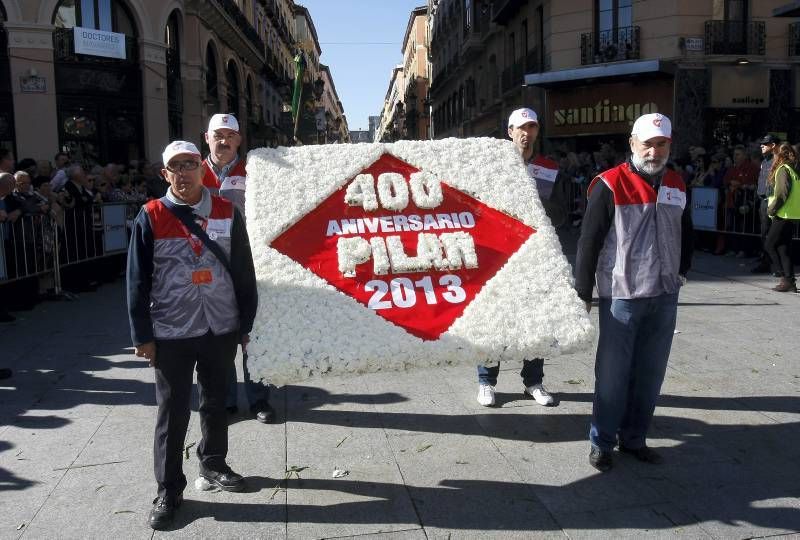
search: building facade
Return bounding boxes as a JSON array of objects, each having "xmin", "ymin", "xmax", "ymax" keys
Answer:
[
  {"xmin": 375, "ymin": 5, "xmax": 430, "ymax": 142},
  {"xmin": 427, "ymin": 0, "xmax": 800, "ymax": 157},
  {"xmin": 0, "ymin": 0, "xmax": 345, "ymax": 166}
]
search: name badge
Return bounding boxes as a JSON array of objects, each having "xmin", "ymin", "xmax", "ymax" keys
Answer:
[
  {"xmin": 221, "ymin": 176, "xmax": 247, "ymax": 191},
  {"xmin": 192, "ymin": 269, "xmax": 213, "ymax": 285},
  {"xmin": 206, "ymin": 218, "xmax": 231, "ymax": 239},
  {"xmin": 657, "ymin": 186, "xmax": 686, "ymax": 209}
]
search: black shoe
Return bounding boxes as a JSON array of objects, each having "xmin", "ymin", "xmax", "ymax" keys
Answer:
[
  {"xmin": 619, "ymin": 445, "xmax": 663, "ymax": 464},
  {"xmin": 226, "ymin": 405, "xmax": 238, "ymax": 415},
  {"xmin": 773, "ymin": 271, "xmax": 785, "ymax": 278},
  {"xmin": 200, "ymin": 467, "xmax": 245, "ymax": 492},
  {"xmin": 148, "ymin": 493, "xmax": 182, "ymax": 530},
  {"xmin": 254, "ymin": 403, "xmax": 275, "ymax": 424},
  {"xmin": 589, "ymin": 446, "xmax": 613, "ymax": 472},
  {"xmin": 0, "ymin": 368, "xmax": 11, "ymax": 380}
]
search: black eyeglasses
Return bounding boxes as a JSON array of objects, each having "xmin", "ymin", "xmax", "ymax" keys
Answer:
[{"xmin": 165, "ymin": 160, "xmax": 200, "ymax": 173}]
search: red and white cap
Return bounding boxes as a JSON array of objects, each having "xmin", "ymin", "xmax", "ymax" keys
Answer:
[
  {"xmin": 208, "ymin": 113, "xmax": 240, "ymax": 133},
  {"xmin": 162, "ymin": 140, "xmax": 201, "ymax": 166},
  {"xmin": 508, "ymin": 108, "xmax": 539, "ymax": 128},
  {"xmin": 631, "ymin": 113, "xmax": 672, "ymax": 142}
]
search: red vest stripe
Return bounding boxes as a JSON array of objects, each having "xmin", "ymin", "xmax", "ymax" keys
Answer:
[{"xmin": 146, "ymin": 196, "xmax": 234, "ymax": 239}]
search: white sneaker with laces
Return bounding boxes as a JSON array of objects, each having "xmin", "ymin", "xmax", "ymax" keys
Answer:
[
  {"xmin": 525, "ymin": 384, "xmax": 554, "ymax": 406},
  {"xmin": 477, "ymin": 383, "xmax": 496, "ymax": 407}
]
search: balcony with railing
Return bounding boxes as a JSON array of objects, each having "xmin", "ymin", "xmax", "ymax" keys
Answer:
[
  {"xmin": 53, "ymin": 27, "xmax": 138, "ymax": 64},
  {"xmin": 789, "ymin": 22, "xmax": 800, "ymax": 56},
  {"xmin": 187, "ymin": 0, "xmax": 265, "ymax": 65},
  {"xmin": 500, "ymin": 48, "xmax": 540, "ymax": 93},
  {"xmin": 580, "ymin": 26, "xmax": 640, "ymax": 65},
  {"xmin": 704, "ymin": 20, "xmax": 765, "ymax": 55}
]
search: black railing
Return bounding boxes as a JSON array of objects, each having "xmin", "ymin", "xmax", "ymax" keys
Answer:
[
  {"xmin": 53, "ymin": 27, "xmax": 138, "ymax": 64},
  {"xmin": 704, "ymin": 20, "xmax": 765, "ymax": 55},
  {"xmin": 215, "ymin": 0, "xmax": 265, "ymax": 53},
  {"xmin": 580, "ymin": 25, "xmax": 640, "ymax": 65},
  {"xmin": 789, "ymin": 22, "xmax": 800, "ymax": 56}
]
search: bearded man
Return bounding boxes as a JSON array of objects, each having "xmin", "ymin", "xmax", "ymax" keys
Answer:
[{"xmin": 574, "ymin": 113, "xmax": 693, "ymax": 472}]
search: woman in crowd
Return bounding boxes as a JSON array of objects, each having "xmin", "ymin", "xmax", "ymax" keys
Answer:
[
  {"xmin": 689, "ymin": 155, "xmax": 712, "ymax": 187},
  {"xmin": 765, "ymin": 143, "xmax": 800, "ymax": 292}
]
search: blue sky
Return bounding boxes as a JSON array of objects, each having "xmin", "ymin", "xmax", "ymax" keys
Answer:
[{"xmin": 299, "ymin": 0, "xmax": 426, "ymax": 132}]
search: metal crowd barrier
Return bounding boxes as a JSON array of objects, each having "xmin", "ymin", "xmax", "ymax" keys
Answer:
[
  {"xmin": 689, "ymin": 186, "xmax": 800, "ymax": 239},
  {"xmin": 0, "ymin": 202, "xmax": 140, "ymax": 289}
]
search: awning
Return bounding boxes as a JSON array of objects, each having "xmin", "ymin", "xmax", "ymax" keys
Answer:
[
  {"xmin": 773, "ymin": 1, "xmax": 800, "ymax": 17},
  {"xmin": 524, "ymin": 59, "xmax": 674, "ymax": 88}
]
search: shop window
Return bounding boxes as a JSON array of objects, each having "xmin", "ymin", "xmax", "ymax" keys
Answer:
[{"xmin": 63, "ymin": 113, "xmax": 98, "ymax": 138}]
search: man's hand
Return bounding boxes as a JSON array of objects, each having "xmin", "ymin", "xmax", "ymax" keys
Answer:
[
  {"xmin": 584, "ymin": 301, "xmax": 592, "ymax": 313},
  {"xmin": 241, "ymin": 334, "xmax": 250, "ymax": 354},
  {"xmin": 135, "ymin": 342, "xmax": 157, "ymax": 367}
]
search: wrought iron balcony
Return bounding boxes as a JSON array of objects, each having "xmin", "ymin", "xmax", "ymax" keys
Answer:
[
  {"xmin": 789, "ymin": 22, "xmax": 800, "ymax": 56},
  {"xmin": 581, "ymin": 26, "xmax": 640, "ymax": 65},
  {"xmin": 52, "ymin": 27, "xmax": 138, "ymax": 64},
  {"xmin": 704, "ymin": 20, "xmax": 765, "ymax": 55},
  {"xmin": 492, "ymin": 0, "xmax": 526, "ymax": 25},
  {"xmin": 187, "ymin": 0, "xmax": 265, "ymax": 67}
]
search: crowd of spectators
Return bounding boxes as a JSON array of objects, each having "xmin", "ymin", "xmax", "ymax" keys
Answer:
[
  {"xmin": 0, "ymin": 148, "xmax": 167, "ymax": 323},
  {"xmin": 546, "ymin": 136, "xmax": 799, "ymax": 257}
]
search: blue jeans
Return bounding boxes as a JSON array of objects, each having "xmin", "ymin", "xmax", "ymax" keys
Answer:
[
  {"xmin": 226, "ymin": 350, "xmax": 271, "ymax": 410},
  {"xmin": 477, "ymin": 358, "xmax": 544, "ymax": 387},
  {"xmin": 589, "ymin": 293, "xmax": 678, "ymax": 451}
]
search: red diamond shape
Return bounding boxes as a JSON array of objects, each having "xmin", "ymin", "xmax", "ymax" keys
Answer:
[{"xmin": 271, "ymin": 153, "xmax": 535, "ymax": 340}]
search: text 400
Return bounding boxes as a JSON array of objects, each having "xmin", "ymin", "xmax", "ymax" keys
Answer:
[{"xmin": 365, "ymin": 275, "xmax": 466, "ymax": 310}]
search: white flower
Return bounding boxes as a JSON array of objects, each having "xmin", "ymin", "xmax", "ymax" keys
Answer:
[
  {"xmin": 409, "ymin": 171, "xmax": 443, "ymax": 209},
  {"xmin": 376, "ymin": 172, "xmax": 409, "ymax": 211},
  {"xmin": 244, "ymin": 139, "xmax": 595, "ymax": 385}
]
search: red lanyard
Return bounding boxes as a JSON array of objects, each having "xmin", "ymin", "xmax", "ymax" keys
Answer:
[{"xmin": 178, "ymin": 217, "xmax": 207, "ymax": 257}]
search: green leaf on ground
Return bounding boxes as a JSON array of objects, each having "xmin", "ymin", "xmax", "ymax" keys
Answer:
[
  {"xmin": 416, "ymin": 444, "xmax": 433, "ymax": 453},
  {"xmin": 565, "ymin": 379, "xmax": 584, "ymax": 385}
]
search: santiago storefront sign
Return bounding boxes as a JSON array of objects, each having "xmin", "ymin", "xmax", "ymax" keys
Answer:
[
  {"xmin": 546, "ymin": 79, "xmax": 674, "ymax": 137},
  {"xmin": 73, "ymin": 27, "xmax": 126, "ymax": 60}
]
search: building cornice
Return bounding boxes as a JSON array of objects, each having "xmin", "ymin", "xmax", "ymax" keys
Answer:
[{"xmin": 4, "ymin": 23, "xmax": 55, "ymax": 50}]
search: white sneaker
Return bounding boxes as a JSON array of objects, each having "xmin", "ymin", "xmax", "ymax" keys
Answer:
[
  {"xmin": 477, "ymin": 383, "xmax": 496, "ymax": 407},
  {"xmin": 525, "ymin": 384, "xmax": 554, "ymax": 406}
]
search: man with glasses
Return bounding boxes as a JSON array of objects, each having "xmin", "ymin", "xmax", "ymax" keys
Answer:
[
  {"xmin": 127, "ymin": 141, "xmax": 258, "ymax": 529},
  {"xmin": 202, "ymin": 114, "xmax": 275, "ymax": 424}
]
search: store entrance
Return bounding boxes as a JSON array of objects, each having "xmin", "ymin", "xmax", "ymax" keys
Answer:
[
  {"xmin": 707, "ymin": 109, "xmax": 769, "ymax": 147},
  {"xmin": 56, "ymin": 96, "xmax": 142, "ymax": 167}
]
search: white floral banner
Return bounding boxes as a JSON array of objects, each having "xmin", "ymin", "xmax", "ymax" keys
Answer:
[{"xmin": 245, "ymin": 138, "xmax": 594, "ymax": 384}]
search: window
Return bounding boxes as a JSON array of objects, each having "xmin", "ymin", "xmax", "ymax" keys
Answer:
[
  {"xmin": 53, "ymin": 0, "xmax": 137, "ymax": 36},
  {"xmin": 596, "ymin": 0, "xmax": 632, "ymax": 34}
]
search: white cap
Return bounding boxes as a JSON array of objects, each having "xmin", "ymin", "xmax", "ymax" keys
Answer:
[
  {"xmin": 631, "ymin": 113, "xmax": 672, "ymax": 142},
  {"xmin": 162, "ymin": 141, "xmax": 201, "ymax": 166},
  {"xmin": 508, "ymin": 108, "xmax": 539, "ymax": 128},
  {"xmin": 207, "ymin": 113, "xmax": 240, "ymax": 133}
]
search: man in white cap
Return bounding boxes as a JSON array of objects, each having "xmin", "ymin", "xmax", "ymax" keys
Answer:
[
  {"xmin": 476, "ymin": 107, "xmax": 562, "ymax": 408},
  {"xmin": 127, "ymin": 140, "xmax": 258, "ymax": 529},
  {"xmin": 202, "ymin": 113, "xmax": 274, "ymax": 424},
  {"xmin": 575, "ymin": 113, "xmax": 693, "ymax": 472}
]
